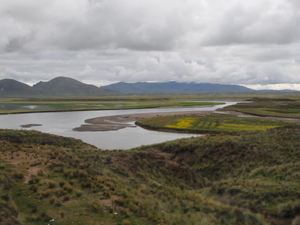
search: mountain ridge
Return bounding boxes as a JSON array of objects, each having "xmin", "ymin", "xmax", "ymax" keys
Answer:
[
  {"xmin": 0, "ymin": 77, "xmax": 298, "ymax": 97},
  {"xmin": 101, "ymin": 81, "xmax": 255, "ymax": 93},
  {"xmin": 0, "ymin": 77, "xmax": 119, "ymax": 97},
  {"xmin": 32, "ymin": 77, "xmax": 117, "ymax": 97}
]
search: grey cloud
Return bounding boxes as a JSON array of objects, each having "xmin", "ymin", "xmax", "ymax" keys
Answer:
[
  {"xmin": 1, "ymin": 0, "xmax": 300, "ymax": 89},
  {"xmin": 5, "ymin": 33, "xmax": 35, "ymax": 52},
  {"xmin": 202, "ymin": 1, "xmax": 300, "ymax": 46},
  {"xmin": 47, "ymin": 0, "xmax": 191, "ymax": 52}
]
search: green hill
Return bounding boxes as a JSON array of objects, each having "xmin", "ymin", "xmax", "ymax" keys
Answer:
[
  {"xmin": 0, "ymin": 79, "xmax": 36, "ymax": 97},
  {"xmin": 0, "ymin": 77, "xmax": 119, "ymax": 97},
  {"xmin": 101, "ymin": 81, "xmax": 255, "ymax": 93},
  {"xmin": 1, "ymin": 123, "xmax": 300, "ymax": 224},
  {"xmin": 32, "ymin": 77, "xmax": 119, "ymax": 97}
]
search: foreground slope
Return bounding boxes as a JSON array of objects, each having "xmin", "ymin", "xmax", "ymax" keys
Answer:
[{"xmin": 1, "ymin": 125, "xmax": 300, "ymax": 224}]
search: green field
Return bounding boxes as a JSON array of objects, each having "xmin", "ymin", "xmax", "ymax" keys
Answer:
[
  {"xmin": 136, "ymin": 113, "xmax": 294, "ymax": 134},
  {"xmin": 0, "ymin": 96, "xmax": 223, "ymax": 114},
  {"xmin": 222, "ymin": 97, "xmax": 300, "ymax": 118},
  {"xmin": 1, "ymin": 91, "xmax": 300, "ymax": 114}
]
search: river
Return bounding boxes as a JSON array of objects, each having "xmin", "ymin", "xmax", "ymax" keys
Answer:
[{"xmin": 0, "ymin": 101, "xmax": 237, "ymax": 150}]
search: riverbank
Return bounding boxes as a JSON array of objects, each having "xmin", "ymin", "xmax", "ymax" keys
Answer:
[
  {"xmin": 0, "ymin": 98, "xmax": 224, "ymax": 115},
  {"xmin": 73, "ymin": 109, "xmax": 212, "ymax": 131}
]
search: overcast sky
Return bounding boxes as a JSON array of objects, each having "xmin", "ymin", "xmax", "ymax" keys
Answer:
[{"xmin": 1, "ymin": 0, "xmax": 300, "ymax": 90}]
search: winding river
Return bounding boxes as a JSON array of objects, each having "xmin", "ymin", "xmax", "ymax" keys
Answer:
[{"xmin": 0, "ymin": 102, "xmax": 238, "ymax": 150}]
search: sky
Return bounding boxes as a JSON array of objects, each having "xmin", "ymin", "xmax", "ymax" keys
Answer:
[{"xmin": 1, "ymin": 0, "xmax": 300, "ymax": 90}]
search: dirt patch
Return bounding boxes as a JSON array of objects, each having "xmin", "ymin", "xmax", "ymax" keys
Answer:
[
  {"xmin": 100, "ymin": 195, "xmax": 121, "ymax": 207},
  {"xmin": 24, "ymin": 166, "xmax": 41, "ymax": 183},
  {"xmin": 0, "ymin": 149, "xmax": 47, "ymax": 183}
]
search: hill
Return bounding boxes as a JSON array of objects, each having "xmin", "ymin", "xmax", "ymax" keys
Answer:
[
  {"xmin": 101, "ymin": 81, "xmax": 255, "ymax": 93},
  {"xmin": 1, "ymin": 123, "xmax": 300, "ymax": 224},
  {"xmin": 0, "ymin": 77, "xmax": 119, "ymax": 97},
  {"xmin": 32, "ymin": 77, "xmax": 118, "ymax": 97},
  {"xmin": 0, "ymin": 79, "xmax": 36, "ymax": 97}
]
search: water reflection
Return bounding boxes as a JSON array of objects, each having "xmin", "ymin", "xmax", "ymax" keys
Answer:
[{"xmin": 0, "ymin": 105, "xmax": 49, "ymax": 110}]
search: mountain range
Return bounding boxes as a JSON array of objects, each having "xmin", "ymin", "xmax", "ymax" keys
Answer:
[
  {"xmin": 0, "ymin": 77, "xmax": 296, "ymax": 97},
  {"xmin": 101, "ymin": 81, "xmax": 254, "ymax": 93},
  {"xmin": 0, "ymin": 77, "xmax": 118, "ymax": 97}
]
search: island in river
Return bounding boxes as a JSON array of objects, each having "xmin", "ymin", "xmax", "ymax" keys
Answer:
[{"xmin": 73, "ymin": 108, "xmax": 212, "ymax": 131}]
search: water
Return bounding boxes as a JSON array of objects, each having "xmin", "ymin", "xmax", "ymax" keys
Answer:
[
  {"xmin": 0, "ymin": 105, "xmax": 49, "ymax": 110},
  {"xmin": 0, "ymin": 101, "xmax": 237, "ymax": 150}
]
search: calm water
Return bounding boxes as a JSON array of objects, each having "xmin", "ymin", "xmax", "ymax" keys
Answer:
[{"xmin": 0, "ymin": 102, "xmax": 237, "ymax": 150}]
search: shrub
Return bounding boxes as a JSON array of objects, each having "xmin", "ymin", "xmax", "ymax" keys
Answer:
[
  {"xmin": 278, "ymin": 202, "xmax": 300, "ymax": 218},
  {"xmin": 123, "ymin": 219, "xmax": 131, "ymax": 225},
  {"xmin": 63, "ymin": 195, "xmax": 70, "ymax": 201},
  {"xmin": 76, "ymin": 191, "xmax": 83, "ymax": 197},
  {"xmin": 49, "ymin": 196, "xmax": 56, "ymax": 204},
  {"xmin": 48, "ymin": 182, "xmax": 56, "ymax": 189},
  {"xmin": 91, "ymin": 201, "xmax": 102, "ymax": 213},
  {"xmin": 13, "ymin": 172, "xmax": 24, "ymax": 179},
  {"xmin": 59, "ymin": 181, "xmax": 65, "ymax": 187},
  {"xmin": 30, "ymin": 185, "xmax": 38, "ymax": 193},
  {"xmin": 63, "ymin": 185, "xmax": 73, "ymax": 193},
  {"xmin": 40, "ymin": 190, "xmax": 52, "ymax": 198}
]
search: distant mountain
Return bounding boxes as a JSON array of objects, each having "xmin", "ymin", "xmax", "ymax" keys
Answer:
[
  {"xmin": 0, "ymin": 79, "xmax": 36, "ymax": 97},
  {"xmin": 101, "ymin": 81, "xmax": 255, "ymax": 93},
  {"xmin": 0, "ymin": 77, "xmax": 119, "ymax": 97},
  {"xmin": 32, "ymin": 77, "xmax": 117, "ymax": 97},
  {"xmin": 0, "ymin": 78, "xmax": 297, "ymax": 97}
]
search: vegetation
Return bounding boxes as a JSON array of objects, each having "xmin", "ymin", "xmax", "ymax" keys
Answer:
[
  {"xmin": 0, "ymin": 121, "xmax": 300, "ymax": 224},
  {"xmin": 0, "ymin": 97, "xmax": 223, "ymax": 114},
  {"xmin": 136, "ymin": 112, "xmax": 294, "ymax": 134},
  {"xmin": 1, "ymin": 91, "xmax": 300, "ymax": 114},
  {"xmin": 222, "ymin": 97, "xmax": 300, "ymax": 118},
  {"xmin": 1, "ymin": 95, "xmax": 300, "ymax": 224}
]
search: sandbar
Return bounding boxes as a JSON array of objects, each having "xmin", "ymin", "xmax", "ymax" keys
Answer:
[{"xmin": 73, "ymin": 110, "xmax": 211, "ymax": 132}]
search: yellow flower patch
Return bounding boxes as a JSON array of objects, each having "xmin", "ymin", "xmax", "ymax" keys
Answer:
[
  {"xmin": 217, "ymin": 123, "xmax": 278, "ymax": 131},
  {"xmin": 165, "ymin": 117, "xmax": 197, "ymax": 129}
]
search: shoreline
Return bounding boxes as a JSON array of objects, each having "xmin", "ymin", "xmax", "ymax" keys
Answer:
[
  {"xmin": 73, "ymin": 108, "xmax": 213, "ymax": 132},
  {"xmin": 0, "ymin": 103, "xmax": 223, "ymax": 115}
]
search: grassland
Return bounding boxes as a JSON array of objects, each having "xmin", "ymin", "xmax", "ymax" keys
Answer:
[
  {"xmin": 0, "ymin": 96, "xmax": 224, "ymax": 114},
  {"xmin": 1, "ymin": 91, "xmax": 300, "ymax": 114},
  {"xmin": 1, "ymin": 93, "xmax": 300, "ymax": 225},
  {"xmin": 222, "ymin": 97, "xmax": 300, "ymax": 118},
  {"xmin": 136, "ymin": 113, "xmax": 294, "ymax": 134},
  {"xmin": 1, "ymin": 124, "xmax": 300, "ymax": 224}
]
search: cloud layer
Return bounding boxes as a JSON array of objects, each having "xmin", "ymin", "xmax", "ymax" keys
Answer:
[{"xmin": 1, "ymin": 0, "xmax": 300, "ymax": 89}]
